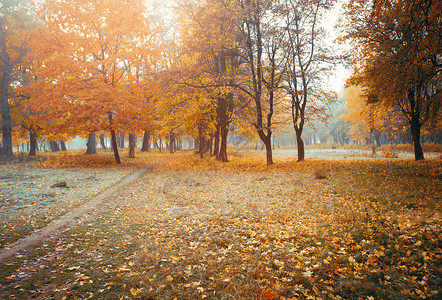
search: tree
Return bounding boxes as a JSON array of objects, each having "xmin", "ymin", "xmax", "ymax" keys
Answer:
[
  {"xmin": 237, "ymin": 0, "xmax": 284, "ymax": 165},
  {"xmin": 28, "ymin": 0, "xmax": 159, "ymax": 164},
  {"xmin": 0, "ymin": 0, "xmax": 32, "ymax": 158},
  {"xmin": 173, "ymin": 0, "xmax": 240, "ymax": 162},
  {"xmin": 86, "ymin": 133, "xmax": 96, "ymax": 154},
  {"xmin": 342, "ymin": 0, "xmax": 441, "ymax": 160},
  {"xmin": 342, "ymin": 86, "xmax": 406, "ymax": 152},
  {"xmin": 281, "ymin": 0, "xmax": 337, "ymax": 161}
]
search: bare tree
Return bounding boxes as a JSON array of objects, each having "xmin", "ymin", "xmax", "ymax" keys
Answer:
[{"xmin": 282, "ymin": 0, "xmax": 336, "ymax": 161}]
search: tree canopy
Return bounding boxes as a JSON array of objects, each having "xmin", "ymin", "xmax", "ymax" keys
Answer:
[
  {"xmin": 0, "ymin": 0, "xmax": 440, "ymax": 162},
  {"xmin": 26, "ymin": 0, "xmax": 160, "ymax": 162},
  {"xmin": 341, "ymin": 0, "xmax": 441, "ymax": 160}
]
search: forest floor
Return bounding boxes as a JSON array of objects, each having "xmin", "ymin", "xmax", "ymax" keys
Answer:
[{"xmin": 0, "ymin": 149, "xmax": 440, "ymax": 299}]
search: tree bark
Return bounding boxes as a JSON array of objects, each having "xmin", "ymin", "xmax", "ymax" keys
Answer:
[
  {"xmin": 213, "ymin": 128, "xmax": 220, "ymax": 158},
  {"xmin": 1, "ymin": 25, "xmax": 27, "ymax": 158},
  {"xmin": 258, "ymin": 129, "xmax": 273, "ymax": 165},
  {"xmin": 295, "ymin": 129, "xmax": 305, "ymax": 162},
  {"xmin": 194, "ymin": 137, "xmax": 199, "ymax": 151},
  {"xmin": 410, "ymin": 116, "xmax": 424, "ymax": 160},
  {"xmin": 108, "ymin": 112, "xmax": 121, "ymax": 164},
  {"xmin": 198, "ymin": 128, "xmax": 204, "ymax": 159},
  {"xmin": 219, "ymin": 125, "xmax": 229, "ymax": 162},
  {"xmin": 404, "ymin": 87, "xmax": 424, "ymax": 160},
  {"xmin": 117, "ymin": 134, "xmax": 125, "ymax": 148},
  {"xmin": 209, "ymin": 134, "xmax": 213, "ymax": 156},
  {"xmin": 197, "ymin": 124, "xmax": 210, "ymax": 158},
  {"xmin": 99, "ymin": 134, "xmax": 107, "ymax": 149},
  {"xmin": 141, "ymin": 130, "xmax": 150, "ymax": 152},
  {"xmin": 1, "ymin": 68, "xmax": 13, "ymax": 158},
  {"xmin": 28, "ymin": 127, "xmax": 37, "ymax": 156},
  {"xmin": 169, "ymin": 132, "xmax": 175, "ymax": 154},
  {"xmin": 264, "ymin": 135, "xmax": 273, "ymax": 165},
  {"xmin": 60, "ymin": 140, "xmax": 67, "ymax": 151},
  {"xmin": 86, "ymin": 133, "xmax": 97, "ymax": 154},
  {"xmin": 49, "ymin": 141, "xmax": 60, "ymax": 152},
  {"xmin": 375, "ymin": 133, "xmax": 381, "ymax": 147},
  {"xmin": 214, "ymin": 53, "xmax": 233, "ymax": 162},
  {"xmin": 128, "ymin": 133, "xmax": 135, "ymax": 158}
]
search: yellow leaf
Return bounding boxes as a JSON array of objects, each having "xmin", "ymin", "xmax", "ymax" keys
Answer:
[
  {"xmin": 171, "ymin": 255, "xmax": 180, "ymax": 263},
  {"xmin": 130, "ymin": 288, "xmax": 142, "ymax": 296},
  {"xmin": 367, "ymin": 255, "xmax": 377, "ymax": 264}
]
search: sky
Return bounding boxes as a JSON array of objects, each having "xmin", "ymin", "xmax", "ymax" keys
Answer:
[
  {"xmin": 322, "ymin": 0, "xmax": 352, "ymax": 93},
  {"xmin": 146, "ymin": 0, "xmax": 351, "ymax": 93}
]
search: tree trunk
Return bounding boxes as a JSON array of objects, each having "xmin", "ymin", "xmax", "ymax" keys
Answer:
[
  {"xmin": 410, "ymin": 116, "xmax": 424, "ymax": 160},
  {"xmin": 264, "ymin": 136, "xmax": 273, "ymax": 165},
  {"xmin": 60, "ymin": 141, "xmax": 67, "ymax": 151},
  {"xmin": 117, "ymin": 134, "xmax": 125, "ymax": 148},
  {"xmin": 107, "ymin": 112, "xmax": 121, "ymax": 164},
  {"xmin": 407, "ymin": 87, "xmax": 424, "ymax": 161},
  {"xmin": 49, "ymin": 141, "xmax": 60, "ymax": 152},
  {"xmin": 198, "ymin": 129, "xmax": 204, "ymax": 159},
  {"xmin": 375, "ymin": 133, "xmax": 381, "ymax": 147},
  {"xmin": 141, "ymin": 130, "xmax": 150, "ymax": 152},
  {"xmin": 213, "ymin": 128, "xmax": 220, "ymax": 159},
  {"xmin": 128, "ymin": 133, "xmax": 135, "ymax": 158},
  {"xmin": 219, "ymin": 126, "xmax": 228, "ymax": 162},
  {"xmin": 169, "ymin": 132, "xmax": 175, "ymax": 154},
  {"xmin": 29, "ymin": 127, "xmax": 37, "ymax": 156},
  {"xmin": 86, "ymin": 133, "xmax": 97, "ymax": 154},
  {"xmin": 295, "ymin": 130, "xmax": 305, "ymax": 162},
  {"xmin": 258, "ymin": 130, "xmax": 273, "ymax": 165},
  {"xmin": 209, "ymin": 134, "xmax": 213, "ymax": 156},
  {"xmin": 194, "ymin": 137, "xmax": 199, "ymax": 151},
  {"xmin": 1, "ymin": 69, "xmax": 13, "ymax": 158},
  {"xmin": 99, "ymin": 134, "xmax": 107, "ymax": 149},
  {"xmin": 197, "ymin": 125, "xmax": 211, "ymax": 158}
]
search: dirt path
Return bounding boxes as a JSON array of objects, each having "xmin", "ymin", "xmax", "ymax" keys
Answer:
[{"xmin": 0, "ymin": 167, "xmax": 148, "ymax": 263}]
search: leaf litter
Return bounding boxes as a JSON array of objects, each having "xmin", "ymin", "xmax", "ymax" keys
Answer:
[{"xmin": 0, "ymin": 152, "xmax": 440, "ymax": 299}]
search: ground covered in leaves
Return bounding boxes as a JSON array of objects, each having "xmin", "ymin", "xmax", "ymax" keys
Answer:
[
  {"xmin": 0, "ymin": 157, "xmax": 133, "ymax": 249},
  {"xmin": 0, "ymin": 150, "xmax": 440, "ymax": 299}
]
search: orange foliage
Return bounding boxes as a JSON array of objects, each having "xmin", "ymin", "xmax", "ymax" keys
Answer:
[
  {"xmin": 25, "ymin": 0, "xmax": 160, "ymax": 139},
  {"xmin": 261, "ymin": 287, "xmax": 279, "ymax": 299},
  {"xmin": 342, "ymin": 86, "xmax": 406, "ymax": 143}
]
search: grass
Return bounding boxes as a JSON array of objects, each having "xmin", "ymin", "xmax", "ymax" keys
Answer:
[{"xmin": 0, "ymin": 150, "xmax": 441, "ymax": 299}]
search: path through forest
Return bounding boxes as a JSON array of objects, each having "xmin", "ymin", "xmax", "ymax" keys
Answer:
[{"xmin": 0, "ymin": 167, "xmax": 148, "ymax": 263}]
